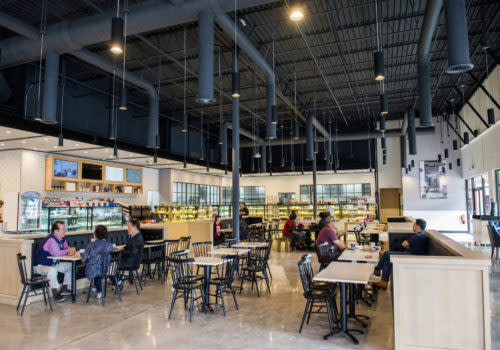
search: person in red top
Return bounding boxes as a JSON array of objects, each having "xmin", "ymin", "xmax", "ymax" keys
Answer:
[
  {"xmin": 317, "ymin": 215, "xmax": 346, "ymax": 253},
  {"xmin": 282, "ymin": 211, "xmax": 298, "ymax": 237},
  {"xmin": 213, "ymin": 215, "xmax": 224, "ymax": 246}
]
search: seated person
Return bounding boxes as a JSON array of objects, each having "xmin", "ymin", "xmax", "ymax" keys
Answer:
[
  {"xmin": 33, "ymin": 221, "xmax": 76, "ymax": 302},
  {"xmin": 240, "ymin": 219, "xmax": 249, "ymax": 241},
  {"xmin": 373, "ymin": 218, "xmax": 428, "ymax": 289},
  {"xmin": 317, "ymin": 215, "xmax": 346, "ymax": 255},
  {"xmin": 314, "ymin": 211, "xmax": 330, "ymax": 241},
  {"xmin": 81, "ymin": 225, "xmax": 115, "ymax": 299},
  {"xmin": 119, "ymin": 220, "xmax": 144, "ymax": 277},
  {"xmin": 213, "ymin": 215, "xmax": 225, "ymax": 246}
]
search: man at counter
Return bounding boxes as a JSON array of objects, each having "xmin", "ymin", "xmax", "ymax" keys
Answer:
[
  {"xmin": 373, "ymin": 218, "xmax": 428, "ymax": 289},
  {"xmin": 33, "ymin": 221, "xmax": 76, "ymax": 302}
]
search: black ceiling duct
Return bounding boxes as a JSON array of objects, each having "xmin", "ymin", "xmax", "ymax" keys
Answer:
[
  {"xmin": 408, "ymin": 109, "xmax": 417, "ymax": 155},
  {"xmin": 444, "ymin": 0, "xmax": 474, "ymax": 74},
  {"xmin": 400, "ymin": 135, "xmax": 407, "ymax": 168}
]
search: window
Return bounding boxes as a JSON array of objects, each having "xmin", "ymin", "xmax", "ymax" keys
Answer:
[
  {"xmin": 471, "ymin": 175, "xmax": 489, "ymax": 216},
  {"xmin": 240, "ymin": 186, "xmax": 265, "ymax": 204},
  {"xmin": 222, "ymin": 187, "xmax": 232, "ymax": 205},
  {"xmin": 299, "ymin": 184, "xmax": 371, "ymax": 203},
  {"xmin": 278, "ymin": 192, "xmax": 296, "ymax": 204},
  {"xmin": 172, "ymin": 182, "xmax": 220, "ymax": 205}
]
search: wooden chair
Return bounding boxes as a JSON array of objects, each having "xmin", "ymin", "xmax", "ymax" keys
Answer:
[{"xmin": 16, "ymin": 253, "xmax": 52, "ymax": 316}]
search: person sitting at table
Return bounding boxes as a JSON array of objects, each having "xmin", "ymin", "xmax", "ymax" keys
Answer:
[
  {"xmin": 213, "ymin": 215, "xmax": 224, "ymax": 246},
  {"xmin": 81, "ymin": 225, "xmax": 115, "ymax": 299},
  {"xmin": 240, "ymin": 219, "xmax": 249, "ymax": 241},
  {"xmin": 373, "ymin": 218, "xmax": 428, "ymax": 289},
  {"xmin": 239, "ymin": 202, "xmax": 249, "ymax": 217},
  {"xmin": 282, "ymin": 211, "xmax": 301, "ymax": 249},
  {"xmin": 315, "ymin": 211, "xmax": 330, "ymax": 241},
  {"xmin": 317, "ymin": 215, "xmax": 346, "ymax": 256},
  {"xmin": 33, "ymin": 221, "xmax": 76, "ymax": 302},
  {"xmin": 117, "ymin": 220, "xmax": 144, "ymax": 288}
]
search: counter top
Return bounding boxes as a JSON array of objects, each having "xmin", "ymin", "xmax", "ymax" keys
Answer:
[{"xmin": 0, "ymin": 226, "xmax": 127, "ymax": 240}]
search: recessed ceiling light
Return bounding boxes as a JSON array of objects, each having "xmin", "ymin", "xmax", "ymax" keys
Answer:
[
  {"xmin": 84, "ymin": 151, "xmax": 88, "ymax": 154},
  {"xmin": 0, "ymin": 143, "xmax": 4, "ymax": 146},
  {"xmin": 33, "ymin": 148, "xmax": 38, "ymax": 150},
  {"xmin": 53, "ymin": 146, "xmax": 57, "ymax": 149},
  {"xmin": 74, "ymin": 144, "xmax": 79, "ymax": 147},
  {"xmin": 21, "ymin": 141, "xmax": 26, "ymax": 143},
  {"xmin": 44, "ymin": 138, "xmax": 49, "ymax": 141},
  {"xmin": 6, "ymin": 130, "xmax": 11, "ymax": 134},
  {"xmin": 129, "ymin": 154, "xmax": 134, "ymax": 157},
  {"xmin": 105, "ymin": 149, "xmax": 109, "ymax": 152},
  {"xmin": 109, "ymin": 155, "xmax": 113, "ymax": 158}
]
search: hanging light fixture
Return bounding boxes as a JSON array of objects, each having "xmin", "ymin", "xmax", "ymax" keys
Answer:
[
  {"xmin": 457, "ymin": 158, "xmax": 461, "ymax": 166},
  {"xmin": 252, "ymin": 145, "xmax": 261, "ymax": 158},
  {"xmin": 463, "ymin": 132, "xmax": 470, "ymax": 144},
  {"xmin": 438, "ymin": 154, "xmax": 442, "ymax": 162},
  {"xmin": 408, "ymin": 164, "xmax": 411, "ymax": 172},
  {"xmin": 449, "ymin": 162, "xmax": 452, "ymax": 170},
  {"xmin": 453, "ymin": 139, "xmax": 458, "ymax": 150},
  {"xmin": 58, "ymin": 132, "xmax": 63, "ymax": 147},
  {"xmin": 119, "ymin": 85, "xmax": 127, "ymax": 110},
  {"xmin": 34, "ymin": 0, "xmax": 48, "ymax": 122},
  {"xmin": 373, "ymin": 0, "xmax": 385, "ymax": 81},
  {"xmin": 444, "ymin": 149, "xmax": 449, "ymax": 158},
  {"xmin": 379, "ymin": 115, "xmax": 386, "ymax": 131},
  {"xmin": 484, "ymin": 47, "xmax": 495, "ymax": 126},
  {"xmin": 114, "ymin": 142, "xmax": 118, "ymax": 157},
  {"xmin": 382, "ymin": 154, "xmax": 387, "ymax": 165},
  {"xmin": 381, "ymin": 137, "xmax": 386, "ymax": 150},
  {"xmin": 441, "ymin": 166, "xmax": 446, "ymax": 174},
  {"xmin": 488, "ymin": 109, "xmax": 495, "ymax": 125},
  {"xmin": 231, "ymin": 48, "xmax": 240, "ymax": 98},
  {"xmin": 380, "ymin": 94, "xmax": 388, "ymax": 115},
  {"xmin": 181, "ymin": 113, "xmax": 188, "ymax": 133},
  {"xmin": 411, "ymin": 159, "xmax": 415, "ymax": 167},
  {"xmin": 293, "ymin": 119, "xmax": 300, "ymax": 139},
  {"xmin": 289, "ymin": 0, "xmax": 305, "ymax": 21},
  {"xmin": 181, "ymin": 26, "xmax": 188, "ymax": 134},
  {"xmin": 110, "ymin": 17, "xmax": 124, "ymax": 54},
  {"xmin": 118, "ymin": 4, "xmax": 128, "ymax": 110}
]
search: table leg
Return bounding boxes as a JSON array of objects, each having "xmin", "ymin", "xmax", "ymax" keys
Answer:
[
  {"xmin": 347, "ymin": 284, "xmax": 370, "ymax": 327},
  {"xmin": 202, "ymin": 266, "xmax": 213, "ymax": 313},
  {"xmin": 71, "ymin": 261, "xmax": 76, "ymax": 303},
  {"xmin": 323, "ymin": 282, "xmax": 363, "ymax": 344}
]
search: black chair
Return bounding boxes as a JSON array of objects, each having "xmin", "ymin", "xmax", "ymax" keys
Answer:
[
  {"xmin": 193, "ymin": 241, "xmax": 212, "ymax": 257},
  {"xmin": 239, "ymin": 246, "xmax": 271, "ymax": 297},
  {"xmin": 487, "ymin": 225, "xmax": 500, "ymax": 259},
  {"xmin": 141, "ymin": 241, "xmax": 166, "ymax": 284},
  {"xmin": 168, "ymin": 258, "xmax": 205, "ymax": 322},
  {"xmin": 179, "ymin": 236, "xmax": 191, "ymax": 251},
  {"xmin": 164, "ymin": 239, "xmax": 181, "ymax": 282},
  {"xmin": 208, "ymin": 255, "xmax": 239, "ymax": 316},
  {"xmin": 354, "ymin": 225, "xmax": 370, "ymax": 245},
  {"xmin": 224, "ymin": 238, "xmax": 238, "ymax": 248},
  {"xmin": 86, "ymin": 251, "xmax": 122, "ymax": 305},
  {"xmin": 298, "ymin": 253, "xmax": 338, "ymax": 333},
  {"xmin": 316, "ymin": 242, "xmax": 334, "ymax": 271},
  {"xmin": 16, "ymin": 253, "xmax": 52, "ymax": 316},
  {"xmin": 118, "ymin": 249, "xmax": 143, "ymax": 295}
]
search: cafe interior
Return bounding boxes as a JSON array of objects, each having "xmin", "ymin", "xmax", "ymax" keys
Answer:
[{"xmin": 0, "ymin": 0, "xmax": 499, "ymax": 349}]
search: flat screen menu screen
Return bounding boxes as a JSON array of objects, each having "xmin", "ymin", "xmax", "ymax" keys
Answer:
[
  {"xmin": 82, "ymin": 163, "xmax": 102, "ymax": 180},
  {"xmin": 53, "ymin": 159, "xmax": 78, "ymax": 178},
  {"xmin": 126, "ymin": 169, "xmax": 142, "ymax": 183},
  {"xmin": 105, "ymin": 166, "xmax": 124, "ymax": 182}
]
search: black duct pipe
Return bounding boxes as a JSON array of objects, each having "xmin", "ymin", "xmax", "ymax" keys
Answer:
[
  {"xmin": 197, "ymin": 10, "xmax": 215, "ymax": 104},
  {"xmin": 306, "ymin": 116, "xmax": 314, "ymax": 161},
  {"xmin": 41, "ymin": 50, "xmax": 60, "ymax": 124},
  {"xmin": 444, "ymin": 0, "xmax": 474, "ymax": 74},
  {"xmin": 400, "ymin": 135, "xmax": 407, "ymax": 168},
  {"xmin": 231, "ymin": 82, "xmax": 240, "ymax": 242},
  {"xmin": 408, "ymin": 110, "xmax": 417, "ymax": 155},
  {"xmin": 221, "ymin": 122, "xmax": 228, "ymax": 164},
  {"xmin": 417, "ymin": 0, "xmax": 443, "ymax": 127},
  {"xmin": 260, "ymin": 145, "xmax": 266, "ymax": 173}
]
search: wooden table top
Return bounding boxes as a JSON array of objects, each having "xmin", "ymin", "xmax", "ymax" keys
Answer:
[
  {"xmin": 193, "ymin": 256, "xmax": 224, "ymax": 266},
  {"xmin": 338, "ymin": 248, "xmax": 380, "ymax": 263},
  {"xmin": 232, "ymin": 242, "xmax": 268, "ymax": 248},
  {"xmin": 145, "ymin": 239, "xmax": 164, "ymax": 244},
  {"xmin": 221, "ymin": 228, "xmax": 233, "ymax": 232},
  {"xmin": 313, "ymin": 261, "xmax": 375, "ymax": 284},
  {"xmin": 208, "ymin": 248, "xmax": 250, "ymax": 256},
  {"xmin": 48, "ymin": 254, "xmax": 81, "ymax": 261}
]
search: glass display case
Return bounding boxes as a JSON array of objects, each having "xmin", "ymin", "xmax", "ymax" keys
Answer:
[
  {"xmin": 247, "ymin": 205, "xmax": 265, "ymax": 217},
  {"xmin": 37, "ymin": 206, "xmax": 123, "ymax": 233}
]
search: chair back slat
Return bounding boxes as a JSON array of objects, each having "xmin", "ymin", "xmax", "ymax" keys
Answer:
[
  {"xmin": 17, "ymin": 253, "xmax": 29, "ymax": 285},
  {"xmin": 219, "ymin": 255, "xmax": 237, "ymax": 284},
  {"xmin": 170, "ymin": 257, "xmax": 195, "ymax": 286},
  {"xmin": 192, "ymin": 241, "xmax": 212, "ymax": 257},
  {"xmin": 165, "ymin": 240, "xmax": 181, "ymax": 257},
  {"xmin": 179, "ymin": 236, "xmax": 191, "ymax": 251},
  {"xmin": 298, "ymin": 253, "xmax": 313, "ymax": 295}
]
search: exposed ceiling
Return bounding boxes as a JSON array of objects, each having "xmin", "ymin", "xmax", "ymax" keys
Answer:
[{"xmin": 0, "ymin": 0, "xmax": 499, "ymax": 168}]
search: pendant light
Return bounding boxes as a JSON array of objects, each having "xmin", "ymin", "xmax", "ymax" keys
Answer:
[
  {"xmin": 381, "ymin": 137, "xmax": 386, "ymax": 150},
  {"xmin": 457, "ymin": 158, "xmax": 461, "ymax": 166},
  {"xmin": 218, "ymin": 47, "xmax": 224, "ymax": 144},
  {"xmin": 373, "ymin": 0, "xmax": 385, "ymax": 81},
  {"xmin": 463, "ymin": 132, "xmax": 470, "ymax": 144},
  {"xmin": 484, "ymin": 47, "xmax": 496, "ymax": 126},
  {"xmin": 293, "ymin": 65, "xmax": 300, "ymax": 139},
  {"xmin": 289, "ymin": 0, "xmax": 305, "ymax": 21},
  {"xmin": 488, "ymin": 109, "xmax": 495, "ymax": 125},
  {"xmin": 280, "ymin": 124, "xmax": 285, "ymax": 167},
  {"xmin": 252, "ymin": 145, "xmax": 261, "ymax": 158},
  {"xmin": 110, "ymin": 0, "xmax": 124, "ymax": 55},
  {"xmin": 114, "ymin": 142, "xmax": 118, "ymax": 157},
  {"xmin": 441, "ymin": 166, "xmax": 446, "ymax": 174},
  {"xmin": 453, "ymin": 139, "xmax": 458, "ymax": 150},
  {"xmin": 382, "ymin": 154, "xmax": 387, "ymax": 165},
  {"xmin": 438, "ymin": 154, "xmax": 442, "ymax": 162},
  {"xmin": 444, "ymin": 149, "xmax": 449, "ymax": 158},
  {"xmin": 408, "ymin": 164, "xmax": 411, "ymax": 172},
  {"xmin": 379, "ymin": 115, "xmax": 386, "ymax": 131},
  {"xmin": 181, "ymin": 26, "xmax": 188, "ymax": 133},
  {"xmin": 411, "ymin": 159, "xmax": 415, "ymax": 167},
  {"xmin": 34, "ymin": 0, "xmax": 48, "ymax": 122},
  {"xmin": 252, "ymin": 71, "xmax": 260, "ymax": 158},
  {"xmin": 449, "ymin": 162, "xmax": 452, "ymax": 170},
  {"xmin": 380, "ymin": 93, "xmax": 388, "ymax": 115},
  {"xmin": 200, "ymin": 109, "xmax": 204, "ymax": 161},
  {"xmin": 118, "ymin": 4, "xmax": 128, "ymax": 110}
]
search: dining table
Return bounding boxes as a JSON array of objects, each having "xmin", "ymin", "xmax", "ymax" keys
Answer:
[
  {"xmin": 313, "ymin": 261, "xmax": 375, "ymax": 344},
  {"xmin": 193, "ymin": 256, "xmax": 225, "ymax": 313}
]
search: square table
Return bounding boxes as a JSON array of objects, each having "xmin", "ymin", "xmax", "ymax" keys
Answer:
[
  {"xmin": 193, "ymin": 257, "xmax": 225, "ymax": 312},
  {"xmin": 208, "ymin": 248, "xmax": 250, "ymax": 256},
  {"xmin": 232, "ymin": 242, "xmax": 268, "ymax": 249},
  {"xmin": 338, "ymin": 248, "xmax": 380, "ymax": 263},
  {"xmin": 48, "ymin": 254, "xmax": 82, "ymax": 303},
  {"xmin": 313, "ymin": 262, "xmax": 375, "ymax": 344}
]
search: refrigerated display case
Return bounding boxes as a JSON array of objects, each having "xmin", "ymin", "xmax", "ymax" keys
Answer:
[
  {"xmin": 91, "ymin": 206, "xmax": 123, "ymax": 229},
  {"xmin": 247, "ymin": 205, "xmax": 266, "ymax": 217},
  {"xmin": 3, "ymin": 192, "xmax": 43, "ymax": 232}
]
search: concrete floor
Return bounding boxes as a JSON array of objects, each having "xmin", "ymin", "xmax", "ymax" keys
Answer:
[{"xmin": 1, "ymin": 241, "xmax": 498, "ymax": 350}]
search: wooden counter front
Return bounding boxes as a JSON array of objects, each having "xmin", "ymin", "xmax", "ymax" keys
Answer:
[{"xmin": 391, "ymin": 230, "xmax": 491, "ymax": 350}]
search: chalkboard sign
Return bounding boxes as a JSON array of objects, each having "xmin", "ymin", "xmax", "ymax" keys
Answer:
[{"xmin": 126, "ymin": 168, "xmax": 142, "ymax": 183}]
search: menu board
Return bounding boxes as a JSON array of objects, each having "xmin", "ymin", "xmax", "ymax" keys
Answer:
[
  {"xmin": 126, "ymin": 168, "xmax": 142, "ymax": 183},
  {"xmin": 53, "ymin": 159, "xmax": 78, "ymax": 178},
  {"xmin": 105, "ymin": 166, "xmax": 124, "ymax": 182}
]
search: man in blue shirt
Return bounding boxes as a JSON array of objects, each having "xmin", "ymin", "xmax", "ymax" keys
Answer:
[{"xmin": 373, "ymin": 218, "xmax": 428, "ymax": 289}]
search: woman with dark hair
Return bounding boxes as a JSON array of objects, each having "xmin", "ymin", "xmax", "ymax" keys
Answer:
[
  {"xmin": 81, "ymin": 225, "xmax": 115, "ymax": 299},
  {"xmin": 213, "ymin": 215, "xmax": 225, "ymax": 246},
  {"xmin": 282, "ymin": 211, "xmax": 298, "ymax": 237}
]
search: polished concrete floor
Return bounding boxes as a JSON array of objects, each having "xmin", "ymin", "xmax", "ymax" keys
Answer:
[{"xmin": 2, "ymin": 240, "xmax": 498, "ymax": 350}]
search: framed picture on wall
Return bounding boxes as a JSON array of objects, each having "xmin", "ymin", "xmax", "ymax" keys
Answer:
[{"xmin": 419, "ymin": 161, "xmax": 447, "ymax": 199}]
